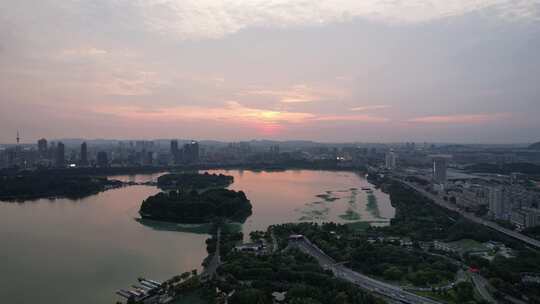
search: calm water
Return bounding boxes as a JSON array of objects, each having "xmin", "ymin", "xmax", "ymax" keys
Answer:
[
  {"xmin": 0, "ymin": 170, "xmax": 393, "ymax": 304},
  {"xmin": 207, "ymin": 170, "xmax": 395, "ymax": 235}
]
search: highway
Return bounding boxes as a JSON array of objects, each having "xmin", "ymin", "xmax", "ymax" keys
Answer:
[
  {"xmin": 396, "ymin": 179, "xmax": 540, "ymax": 249},
  {"xmin": 290, "ymin": 237, "xmax": 443, "ymax": 304}
]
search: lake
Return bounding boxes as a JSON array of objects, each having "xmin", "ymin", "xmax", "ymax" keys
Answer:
[{"xmin": 0, "ymin": 170, "xmax": 393, "ymax": 304}]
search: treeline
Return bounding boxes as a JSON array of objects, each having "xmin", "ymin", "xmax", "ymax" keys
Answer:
[
  {"xmin": 157, "ymin": 172, "xmax": 233, "ymax": 190},
  {"xmin": 0, "ymin": 166, "xmax": 164, "ymax": 177},
  {"xmin": 139, "ymin": 189, "xmax": 252, "ymax": 223},
  {"xmin": 0, "ymin": 174, "xmax": 122, "ymax": 201},
  {"xmin": 350, "ymin": 242, "xmax": 457, "ymax": 286},
  {"xmin": 465, "ymin": 162, "xmax": 540, "ymax": 175}
]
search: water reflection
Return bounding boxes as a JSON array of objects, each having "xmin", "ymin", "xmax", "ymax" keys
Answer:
[
  {"xmin": 0, "ymin": 184, "xmax": 207, "ymax": 304},
  {"xmin": 205, "ymin": 170, "xmax": 395, "ymax": 235},
  {"xmin": 0, "ymin": 170, "xmax": 393, "ymax": 304}
]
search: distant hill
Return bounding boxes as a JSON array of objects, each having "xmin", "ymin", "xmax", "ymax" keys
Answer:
[{"xmin": 529, "ymin": 142, "xmax": 540, "ymax": 150}]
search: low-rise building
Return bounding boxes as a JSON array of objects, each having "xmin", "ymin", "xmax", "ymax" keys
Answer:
[{"xmin": 234, "ymin": 241, "xmax": 266, "ymax": 255}]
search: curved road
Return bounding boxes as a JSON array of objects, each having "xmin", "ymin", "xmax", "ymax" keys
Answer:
[{"xmin": 290, "ymin": 237, "xmax": 442, "ymax": 304}]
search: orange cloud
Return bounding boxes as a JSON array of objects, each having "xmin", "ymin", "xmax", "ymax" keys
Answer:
[
  {"xmin": 407, "ymin": 113, "xmax": 508, "ymax": 124},
  {"xmin": 240, "ymin": 84, "xmax": 345, "ymax": 104},
  {"xmin": 92, "ymin": 101, "xmax": 314, "ymax": 124},
  {"xmin": 92, "ymin": 101, "xmax": 389, "ymax": 125}
]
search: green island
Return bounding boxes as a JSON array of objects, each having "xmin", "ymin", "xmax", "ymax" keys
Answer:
[
  {"xmin": 139, "ymin": 188, "xmax": 252, "ymax": 224},
  {"xmin": 157, "ymin": 172, "xmax": 234, "ymax": 191},
  {"xmin": 0, "ymin": 173, "xmax": 122, "ymax": 201}
]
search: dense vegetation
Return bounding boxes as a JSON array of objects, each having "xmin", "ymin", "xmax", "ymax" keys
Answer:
[
  {"xmin": 216, "ymin": 248, "xmax": 384, "ymax": 304},
  {"xmin": 381, "ymin": 181, "xmax": 540, "ymax": 302},
  {"xmin": 139, "ymin": 189, "xmax": 252, "ymax": 223},
  {"xmin": 157, "ymin": 172, "xmax": 233, "ymax": 190},
  {"xmin": 272, "ymin": 222, "xmax": 457, "ymax": 288},
  {"xmin": 350, "ymin": 242, "xmax": 457, "ymax": 286},
  {"xmin": 269, "ymin": 179, "xmax": 540, "ymax": 302},
  {"xmin": 0, "ymin": 166, "xmax": 164, "ymax": 178},
  {"xmin": 0, "ymin": 174, "xmax": 122, "ymax": 200},
  {"xmin": 377, "ymin": 182, "xmax": 522, "ymax": 246}
]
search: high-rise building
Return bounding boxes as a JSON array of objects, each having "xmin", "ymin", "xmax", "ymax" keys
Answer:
[
  {"xmin": 144, "ymin": 151, "xmax": 153, "ymax": 165},
  {"xmin": 489, "ymin": 187, "xmax": 507, "ymax": 220},
  {"xmin": 385, "ymin": 150, "xmax": 397, "ymax": 170},
  {"xmin": 97, "ymin": 151, "xmax": 108, "ymax": 167},
  {"xmin": 431, "ymin": 155, "xmax": 451, "ymax": 184},
  {"xmin": 170, "ymin": 140, "xmax": 179, "ymax": 153},
  {"xmin": 183, "ymin": 141, "xmax": 199, "ymax": 164},
  {"xmin": 170, "ymin": 140, "xmax": 179, "ymax": 164},
  {"xmin": 55, "ymin": 142, "xmax": 65, "ymax": 167},
  {"xmin": 37, "ymin": 138, "xmax": 48, "ymax": 157},
  {"xmin": 80, "ymin": 142, "xmax": 88, "ymax": 166}
]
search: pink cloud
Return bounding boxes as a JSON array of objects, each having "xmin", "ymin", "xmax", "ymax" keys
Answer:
[
  {"xmin": 407, "ymin": 113, "xmax": 508, "ymax": 124},
  {"xmin": 350, "ymin": 105, "xmax": 390, "ymax": 112},
  {"xmin": 314, "ymin": 114, "xmax": 389, "ymax": 123},
  {"xmin": 240, "ymin": 84, "xmax": 346, "ymax": 104},
  {"xmin": 91, "ymin": 102, "xmax": 389, "ymax": 126}
]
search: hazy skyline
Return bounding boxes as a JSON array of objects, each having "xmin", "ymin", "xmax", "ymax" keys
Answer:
[{"xmin": 1, "ymin": 0, "xmax": 539, "ymax": 144}]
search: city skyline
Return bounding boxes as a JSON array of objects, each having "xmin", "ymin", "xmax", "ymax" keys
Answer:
[
  {"xmin": 2, "ymin": 134, "xmax": 538, "ymax": 146},
  {"xmin": 1, "ymin": 1, "xmax": 540, "ymax": 143}
]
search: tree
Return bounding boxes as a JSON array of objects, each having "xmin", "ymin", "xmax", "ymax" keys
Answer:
[
  {"xmin": 383, "ymin": 266, "xmax": 403, "ymax": 281},
  {"xmin": 180, "ymin": 272, "xmax": 190, "ymax": 281},
  {"xmin": 229, "ymin": 288, "xmax": 272, "ymax": 304},
  {"xmin": 454, "ymin": 282, "xmax": 474, "ymax": 302},
  {"xmin": 289, "ymin": 298, "xmax": 322, "ymax": 304}
]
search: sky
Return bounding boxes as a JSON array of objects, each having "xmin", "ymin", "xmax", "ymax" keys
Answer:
[{"xmin": 1, "ymin": 0, "xmax": 539, "ymax": 144}]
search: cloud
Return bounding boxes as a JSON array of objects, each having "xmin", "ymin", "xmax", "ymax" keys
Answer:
[
  {"xmin": 127, "ymin": 0, "xmax": 540, "ymax": 39},
  {"xmin": 350, "ymin": 105, "xmax": 390, "ymax": 112},
  {"xmin": 92, "ymin": 101, "xmax": 314, "ymax": 124},
  {"xmin": 91, "ymin": 101, "xmax": 389, "ymax": 125},
  {"xmin": 407, "ymin": 113, "xmax": 508, "ymax": 124},
  {"xmin": 314, "ymin": 114, "xmax": 389, "ymax": 123},
  {"xmin": 101, "ymin": 71, "xmax": 169, "ymax": 96},
  {"xmin": 61, "ymin": 48, "xmax": 108, "ymax": 57},
  {"xmin": 241, "ymin": 84, "xmax": 344, "ymax": 103}
]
